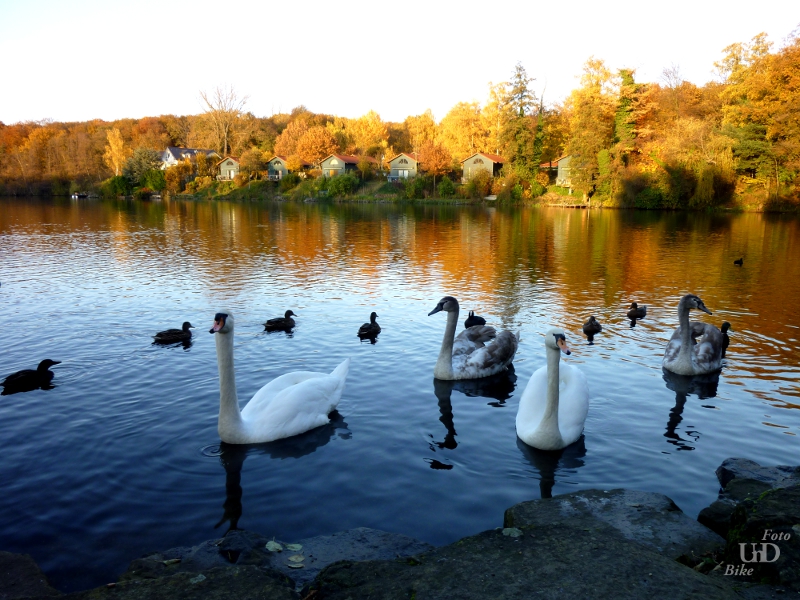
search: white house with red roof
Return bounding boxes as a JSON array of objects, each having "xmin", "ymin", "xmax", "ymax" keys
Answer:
[
  {"xmin": 319, "ymin": 154, "xmax": 377, "ymax": 177},
  {"xmin": 267, "ymin": 155, "xmax": 312, "ymax": 180},
  {"xmin": 460, "ymin": 152, "xmax": 506, "ymax": 182},
  {"xmin": 386, "ymin": 152, "xmax": 419, "ymax": 181}
]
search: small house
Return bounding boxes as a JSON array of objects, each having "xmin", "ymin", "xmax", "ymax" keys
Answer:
[
  {"xmin": 539, "ymin": 155, "xmax": 571, "ymax": 186},
  {"xmin": 386, "ymin": 152, "xmax": 419, "ymax": 181},
  {"xmin": 161, "ymin": 146, "xmax": 219, "ymax": 170},
  {"xmin": 461, "ymin": 152, "xmax": 505, "ymax": 182},
  {"xmin": 217, "ymin": 157, "xmax": 240, "ymax": 180},
  {"xmin": 267, "ymin": 155, "xmax": 312, "ymax": 180},
  {"xmin": 319, "ymin": 154, "xmax": 377, "ymax": 177}
]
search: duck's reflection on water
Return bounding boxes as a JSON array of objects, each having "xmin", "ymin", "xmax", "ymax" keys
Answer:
[
  {"xmin": 214, "ymin": 412, "xmax": 350, "ymax": 532},
  {"xmin": 661, "ymin": 368, "xmax": 720, "ymax": 452},
  {"xmin": 516, "ymin": 436, "xmax": 587, "ymax": 498},
  {"xmin": 426, "ymin": 367, "xmax": 517, "ymax": 467}
]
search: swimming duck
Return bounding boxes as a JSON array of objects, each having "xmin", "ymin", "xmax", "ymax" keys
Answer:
[
  {"xmin": 464, "ymin": 310, "xmax": 487, "ymax": 328},
  {"xmin": 264, "ymin": 310, "xmax": 296, "ymax": 331},
  {"xmin": 734, "ymin": 258, "xmax": 743, "ymax": 266},
  {"xmin": 428, "ymin": 296, "xmax": 518, "ymax": 380},
  {"xmin": 516, "ymin": 328, "xmax": 589, "ymax": 450},
  {"xmin": 627, "ymin": 302, "xmax": 647, "ymax": 319},
  {"xmin": 211, "ymin": 311, "xmax": 349, "ymax": 444},
  {"xmin": 721, "ymin": 321, "xmax": 732, "ymax": 357},
  {"xmin": 357, "ymin": 312, "xmax": 381, "ymax": 337},
  {"xmin": 582, "ymin": 316, "xmax": 602, "ymax": 336},
  {"xmin": 1, "ymin": 359, "xmax": 61, "ymax": 395},
  {"xmin": 663, "ymin": 294, "xmax": 724, "ymax": 376},
  {"xmin": 153, "ymin": 321, "xmax": 194, "ymax": 343}
]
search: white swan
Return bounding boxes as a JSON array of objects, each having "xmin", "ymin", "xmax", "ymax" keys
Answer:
[
  {"xmin": 210, "ymin": 311, "xmax": 350, "ymax": 444},
  {"xmin": 516, "ymin": 328, "xmax": 589, "ymax": 451},
  {"xmin": 663, "ymin": 294, "xmax": 723, "ymax": 376},
  {"xmin": 428, "ymin": 296, "xmax": 518, "ymax": 380}
]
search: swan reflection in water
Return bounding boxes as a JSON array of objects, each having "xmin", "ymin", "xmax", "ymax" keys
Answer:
[
  {"xmin": 426, "ymin": 367, "xmax": 517, "ymax": 469},
  {"xmin": 661, "ymin": 368, "xmax": 720, "ymax": 452},
  {"xmin": 212, "ymin": 411, "xmax": 350, "ymax": 532},
  {"xmin": 516, "ymin": 435, "xmax": 587, "ymax": 499}
]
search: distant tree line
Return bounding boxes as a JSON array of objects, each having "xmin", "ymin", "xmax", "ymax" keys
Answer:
[{"xmin": 1, "ymin": 30, "xmax": 798, "ymax": 207}]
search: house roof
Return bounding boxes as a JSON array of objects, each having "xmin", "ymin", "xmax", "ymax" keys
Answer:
[
  {"xmin": 216, "ymin": 156, "xmax": 241, "ymax": 166},
  {"xmin": 268, "ymin": 155, "xmax": 312, "ymax": 167},
  {"xmin": 460, "ymin": 152, "xmax": 506, "ymax": 164},
  {"xmin": 387, "ymin": 152, "xmax": 419, "ymax": 163},
  {"xmin": 539, "ymin": 154, "xmax": 570, "ymax": 168},
  {"xmin": 162, "ymin": 146, "xmax": 218, "ymax": 161},
  {"xmin": 321, "ymin": 154, "xmax": 378, "ymax": 165}
]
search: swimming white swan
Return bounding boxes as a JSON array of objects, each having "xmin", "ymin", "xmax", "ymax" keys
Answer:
[
  {"xmin": 428, "ymin": 296, "xmax": 518, "ymax": 380},
  {"xmin": 516, "ymin": 328, "xmax": 589, "ymax": 451},
  {"xmin": 663, "ymin": 294, "xmax": 723, "ymax": 376},
  {"xmin": 210, "ymin": 311, "xmax": 350, "ymax": 444}
]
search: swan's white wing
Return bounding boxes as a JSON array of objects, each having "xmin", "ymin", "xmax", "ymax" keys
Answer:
[
  {"xmin": 557, "ymin": 363, "xmax": 589, "ymax": 446},
  {"xmin": 240, "ymin": 365, "xmax": 348, "ymax": 441},
  {"xmin": 516, "ymin": 365, "xmax": 548, "ymax": 442}
]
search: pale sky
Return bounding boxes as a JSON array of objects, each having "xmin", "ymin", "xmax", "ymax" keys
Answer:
[{"xmin": 1, "ymin": 0, "xmax": 796, "ymax": 125}]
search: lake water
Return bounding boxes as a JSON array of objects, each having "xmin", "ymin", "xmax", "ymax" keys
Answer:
[{"xmin": 1, "ymin": 197, "xmax": 798, "ymax": 592}]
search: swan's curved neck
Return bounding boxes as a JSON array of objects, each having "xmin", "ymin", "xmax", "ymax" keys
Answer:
[
  {"xmin": 677, "ymin": 300, "xmax": 693, "ymax": 359},
  {"xmin": 434, "ymin": 309, "xmax": 459, "ymax": 379},
  {"xmin": 215, "ymin": 331, "xmax": 244, "ymax": 435},
  {"xmin": 535, "ymin": 345, "xmax": 565, "ymax": 447}
]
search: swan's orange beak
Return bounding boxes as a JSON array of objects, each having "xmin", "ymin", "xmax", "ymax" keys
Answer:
[
  {"xmin": 210, "ymin": 317, "xmax": 224, "ymax": 333},
  {"xmin": 557, "ymin": 337, "xmax": 571, "ymax": 355}
]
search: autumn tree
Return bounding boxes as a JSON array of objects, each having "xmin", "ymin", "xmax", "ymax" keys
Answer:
[
  {"xmin": 296, "ymin": 126, "xmax": 339, "ymax": 166},
  {"xmin": 347, "ymin": 111, "xmax": 388, "ymax": 157},
  {"xmin": 418, "ymin": 140, "xmax": 452, "ymax": 193},
  {"xmin": 103, "ymin": 128, "xmax": 130, "ymax": 176},
  {"xmin": 403, "ymin": 110, "xmax": 438, "ymax": 154},
  {"xmin": 439, "ymin": 102, "xmax": 486, "ymax": 163},
  {"xmin": 502, "ymin": 62, "xmax": 539, "ymax": 178},
  {"xmin": 274, "ymin": 120, "xmax": 309, "ymax": 157},
  {"xmin": 199, "ymin": 85, "xmax": 248, "ymax": 156},
  {"xmin": 482, "ymin": 82, "xmax": 511, "ymax": 155},
  {"xmin": 239, "ymin": 147, "xmax": 266, "ymax": 177},
  {"xmin": 564, "ymin": 57, "xmax": 617, "ymax": 197}
]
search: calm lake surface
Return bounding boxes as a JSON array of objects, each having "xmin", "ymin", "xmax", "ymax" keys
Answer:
[{"xmin": 1, "ymin": 197, "xmax": 798, "ymax": 591}]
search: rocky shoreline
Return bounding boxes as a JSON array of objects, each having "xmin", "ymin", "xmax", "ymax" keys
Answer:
[{"xmin": 3, "ymin": 458, "xmax": 797, "ymax": 600}]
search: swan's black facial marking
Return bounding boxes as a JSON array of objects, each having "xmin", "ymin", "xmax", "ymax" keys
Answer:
[
  {"xmin": 428, "ymin": 302, "xmax": 444, "ymax": 316},
  {"xmin": 553, "ymin": 333, "xmax": 571, "ymax": 355},
  {"xmin": 210, "ymin": 313, "xmax": 228, "ymax": 334}
]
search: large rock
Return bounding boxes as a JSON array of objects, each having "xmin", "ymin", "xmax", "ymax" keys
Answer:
[
  {"xmin": 699, "ymin": 458, "xmax": 800, "ymax": 542},
  {"xmin": 716, "ymin": 458, "xmax": 800, "ymax": 490},
  {"xmin": 0, "ymin": 551, "xmax": 60, "ymax": 599},
  {"xmin": 308, "ymin": 520, "xmax": 739, "ymax": 599},
  {"xmin": 504, "ymin": 488, "xmax": 725, "ymax": 560},
  {"xmin": 724, "ymin": 485, "xmax": 800, "ymax": 590},
  {"xmin": 63, "ymin": 566, "xmax": 297, "ymax": 600}
]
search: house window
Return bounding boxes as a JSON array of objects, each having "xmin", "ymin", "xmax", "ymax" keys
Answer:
[
  {"xmin": 399, "ymin": 158, "xmax": 408, "ymax": 164},
  {"xmin": 331, "ymin": 159, "xmax": 339, "ymax": 165},
  {"xmin": 473, "ymin": 158, "xmax": 484, "ymax": 164}
]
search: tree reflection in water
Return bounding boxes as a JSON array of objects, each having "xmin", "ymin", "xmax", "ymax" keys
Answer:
[
  {"xmin": 516, "ymin": 436, "xmax": 587, "ymax": 498},
  {"xmin": 426, "ymin": 367, "xmax": 517, "ymax": 469},
  {"xmin": 661, "ymin": 368, "xmax": 721, "ymax": 452},
  {"xmin": 213, "ymin": 412, "xmax": 350, "ymax": 532}
]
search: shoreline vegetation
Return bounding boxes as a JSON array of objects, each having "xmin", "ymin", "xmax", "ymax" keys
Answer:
[{"xmin": 2, "ymin": 30, "xmax": 799, "ymax": 212}]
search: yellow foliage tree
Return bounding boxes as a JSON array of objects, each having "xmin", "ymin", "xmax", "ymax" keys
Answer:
[
  {"xmin": 296, "ymin": 126, "xmax": 339, "ymax": 166},
  {"xmin": 439, "ymin": 102, "xmax": 487, "ymax": 163},
  {"xmin": 103, "ymin": 128, "xmax": 130, "ymax": 176}
]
